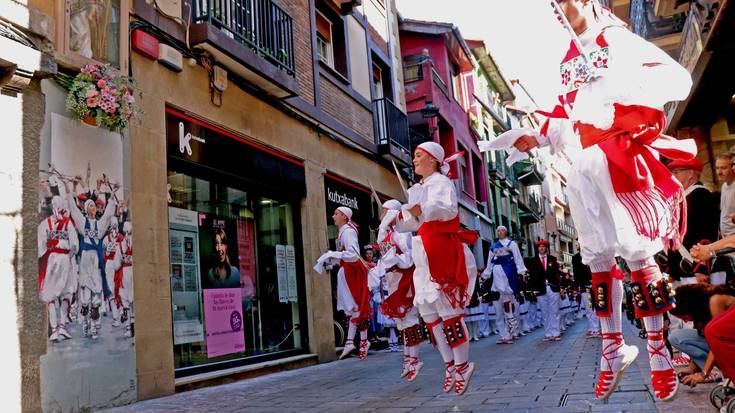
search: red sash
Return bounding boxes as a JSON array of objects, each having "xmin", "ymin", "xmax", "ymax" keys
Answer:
[
  {"xmin": 418, "ymin": 216, "xmax": 478, "ymax": 308},
  {"xmin": 576, "ymin": 104, "xmax": 694, "ymax": 248},
  {"xmin": 39, "ymin": 217, "xmax": 71, "ymax": 290},
  {"xmin": 114, "ymin": 241, "xmax": 132, "ymax": 307},
  {"xmin": 341, "ymin": 259, "xmax": 372, "ymax": 324},
  {"xmin": 380, "ymin": 267, "xmax": 415, "ymax": 319}
]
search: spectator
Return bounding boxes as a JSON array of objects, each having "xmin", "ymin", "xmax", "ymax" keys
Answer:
[
  {"xmin": 669, "ymin": 284, "xmax": 735, "ymax": 387},
  {"xmin": 717, "ymin": 153, "xmax": 735, "ymax": 237},
  {"xmin": 667, "ymin": 157, "xmax": 719, "ymax": 282},
  {"xmin": 691, "ymin": 235, "xmax": 735, "ymax": 287}
]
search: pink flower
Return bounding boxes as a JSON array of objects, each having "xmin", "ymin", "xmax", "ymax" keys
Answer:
[
  {"xmin": 124, "ymin": 93, "xmax": 135, "ymax": 104},
  {"xmin": 85, "ymin": 88, "xmax": 99, "ymax": 98},
  {"xmin": 97, "ymin": 79, "xmax": 107, "ymax": 88},
  {"xmin": 81, "ymin": 64, "xmax": 95, "ymax": 74},
  {"xmin": 86, "ymin": 97, "xmax": 98, "ymax": 107}
]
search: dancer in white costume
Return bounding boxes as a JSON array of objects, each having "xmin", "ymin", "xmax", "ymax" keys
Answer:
[
  {"xmin": 102, "ymin": 216, "xmax": 123, "ymax": 327},
  {"xmin": 482, "ymin": 226, "xmax": 527, "ymax": 344},
  {"xmin": 315, "ymin": 207, "xmax": 372, "ymax": 360},
  {"xmin": 117, "ymin": 221, "xmax": 134, "ymax": 337},
  {"xmin": 481, "ymin": 0, "xmax": 691, "ymax": 401},
  {"xmin": 66, "ymin": 181, "xmax": 117, "ymax": 339},
  {"xmin": 395, "ymin": 142, "xmax": 478, "ymax": 395},
  {"xmin": 38, "ymin": 196, "xmax": 79, "ymax": 341},
  {"xmin": 369, "ymin": 200, "xmax": 424, "ymax": 381}
]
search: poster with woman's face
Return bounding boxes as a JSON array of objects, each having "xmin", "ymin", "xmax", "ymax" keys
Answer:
[{"xmin": 199, "ymin": 214, "xmax": 241, "ymax": 289}]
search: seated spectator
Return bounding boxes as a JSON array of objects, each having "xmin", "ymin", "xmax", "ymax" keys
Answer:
[
  {"xmin": 669, "ymin": 284, "xmax": 735, "ymax": 387},
  {"xmin": 668, "ymin": 157, "xmax": 719, "ymax": 283}
]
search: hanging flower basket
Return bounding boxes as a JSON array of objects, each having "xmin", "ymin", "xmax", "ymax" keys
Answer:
[{"xmin": 65, "ymin": 64, "xmax": 142, "ymax": 133}]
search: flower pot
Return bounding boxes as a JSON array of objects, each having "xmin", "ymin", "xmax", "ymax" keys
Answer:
[{"xmin": 83, "ymin": 114, "xmax": 97, "ymax": 126}]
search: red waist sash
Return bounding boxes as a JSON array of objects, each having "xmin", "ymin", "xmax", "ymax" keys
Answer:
[{"xmin": 418, "ymin": 216, "xmax": 478, "ymax": 308}]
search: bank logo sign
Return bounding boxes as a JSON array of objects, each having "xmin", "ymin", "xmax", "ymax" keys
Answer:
[
  {"xmin": 179, "ymin": 122, "xmax": 206, "ymax": 156},
  {"xmin": 327, "ymin": 187, "xmax": 359, "ymax": 210}
]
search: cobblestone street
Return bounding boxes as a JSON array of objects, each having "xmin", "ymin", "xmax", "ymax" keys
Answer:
[{"xmin": 99, "ymin": 320, "xmax": 714, "ymax": 413}]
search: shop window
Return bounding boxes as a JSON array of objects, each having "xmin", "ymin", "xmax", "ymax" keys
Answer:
[
  {"xmin": 167, "ymin": 171, "xmax": 304, "ymax": 373},
  {"xmin": 57, "ymin": 0, "xmax": 129, "ymax": 70},
  {"xmin": 316, "ymin": 2, "xmax": 348, "ymax": 78}
]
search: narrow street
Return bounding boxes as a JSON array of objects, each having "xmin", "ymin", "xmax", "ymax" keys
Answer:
[{"xmin": 99, "ymin": 321, "xmax": 712, "ymax": 413}]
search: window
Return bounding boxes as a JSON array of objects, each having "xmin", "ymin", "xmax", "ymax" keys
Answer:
[
  {"xmin": 58, "ymin": 0, "xmax": 129, "ymax": 70},
  {"xmin": 450, "ymin": 62, "xmax": 462, "ymax": 104},
  {"xmin": 458, "ymin": 152, "xmax": 471, "ymax": 195},
  {"xmin": 316, "ymin": 11, "xmax": 334, "ymax": 67},
  {"xmin": 315, "ymin": 2, "xmax": 348, "ymax": 78},
  {"xmin": 168, "ymin": 171, "xmax": 305, "ymax": 372},
  {"xmin": 372, "ymin": 63, "xmax": 383, "ymax": 99}
]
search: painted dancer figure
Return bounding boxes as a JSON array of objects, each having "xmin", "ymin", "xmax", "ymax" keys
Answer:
[
  {"xmin": 482, "ymin": 226, "xmax": 527, "ymax": 344},
  {"xmin": 315, "ymin": 207, "xmax": 372, "ymax": 360},
  {"xmin": 369, "ymin": 200, "xmax": 424, "ymax": 381},
  {"xmin": 482, "ymin": 0, "xmax": 692, "ymax": 401},
  {"xmin": 102, "ymin": 216, "xmax": 123, "ymax": 327},
  {"xmin": 38, "ymin": 196, "xmax": 79, "ymax": 341},
  {"xmin": 117, "ymin": 221, "xmax": 134, "ymax": 337},
  {"xmin": 396, "ymin": 142, "xmax": 478, "ymax": 395},
  {"xmin": 66, "ymin": 179, "xmax": 117, "ymax": 339}
]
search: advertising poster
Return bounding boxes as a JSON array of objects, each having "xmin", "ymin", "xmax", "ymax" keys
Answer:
[
  {"xmin": 39, "ymin": 113, "xmax": 136, "ymax": 412},
  {"xmin": 168, "ymin": 207, "xmax": 204, "ymax": 345},
  {"xmin": 275, "ymin": 245, "xmax": 288, "ymax": 303},
  {"xmin": 285, "ymin": 245, "xmax": 298, "ymax": 302},
  {"xmin": 199, "ymin": 214, "xmax": 241, "ymax": 290},
  {"xmin": 236, "ymin": 218, "xmax": 257, "ymax": 300},
  {"xmin": 203, "ymin": 288, "xmax": 245, "ymax": 357}
]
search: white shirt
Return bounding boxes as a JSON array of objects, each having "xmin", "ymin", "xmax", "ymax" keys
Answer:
[{"xmin": 720, "ymin": 181, "xmax": 735, "ymax": 237}]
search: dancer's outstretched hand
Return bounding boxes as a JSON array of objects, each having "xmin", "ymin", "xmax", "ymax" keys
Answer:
[{"xmin": 513, "ymin": 135, "xmax": 539, "ymax": 153}]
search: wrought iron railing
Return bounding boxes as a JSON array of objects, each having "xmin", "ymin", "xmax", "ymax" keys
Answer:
[
  {"xmin": 193, "ymin": 0, "xmax": 295, "ymax": 76},
  {"xmin": 373, "ymin": 97, "xmax": 411, "ymax": 154},
  {"xmin": 557, "ymin": 219, "xmax": 576, "ymax": 238}
]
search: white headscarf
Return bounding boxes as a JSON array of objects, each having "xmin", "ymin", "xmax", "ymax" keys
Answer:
[
  {"xmin": 416, "ymin": 141, "xmax": 464, "ymax": 176},
  {"xmin": 336, "ymin": 206, "xmax": 353, "ymax": 220}
]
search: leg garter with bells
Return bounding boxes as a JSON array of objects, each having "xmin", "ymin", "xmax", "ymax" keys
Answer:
[{"xmin": 442, "ymin": 315, "xmax": 468, "ymax": 349}]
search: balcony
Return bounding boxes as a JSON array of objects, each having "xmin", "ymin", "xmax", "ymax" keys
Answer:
[
  {"xmin": 190, "ymin": 0, "xmax": 298, "ymax": 98},
  {"xmin": 561, "ymin": 252, "xmax": 574, "ymax": 268},
  {"xmin": 518, "ymin": 192, "xmax": 543, "ymax": 223},
  {"xmin": 514, "ymin": 158, "xmax": 544, "ymax": 186},
  {"xmin": 373, "ymin": 98, "xmax": 412, "ymax": 167},
  {"xmin": 557, "ymin": 219, "xmax": 576, "ymax": 239},
  {"xmin": 474, "ymin": 91, "xmax": 510, "ymax": 131}
]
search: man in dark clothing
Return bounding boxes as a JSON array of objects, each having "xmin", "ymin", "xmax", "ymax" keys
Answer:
[
  {"xmin": 573, "ymin": 250, "xmax": 600, "ymax": 337},
  {"xmin": 668, "ymin": 157, "xmax": 720, "ymax": 281},
  {"xmin": 527, "ymin": 240, "xmax": 562, "ymax": 341}
]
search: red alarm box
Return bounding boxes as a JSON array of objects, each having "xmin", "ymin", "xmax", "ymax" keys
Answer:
[{"xmin": 131, "ymin": 29, "xmax": 159, "ymax": 61}]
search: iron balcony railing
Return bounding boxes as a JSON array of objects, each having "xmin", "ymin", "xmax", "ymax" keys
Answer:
[
  {"xmin": 373, "ymin": 97, "xmax": 411, "ymax": 154},
  {"xmin": 193, "ymin": 0, "xmax": 295, "ymax": 76},
  {"xmin": 557, "ymin": 219, "xmax": 576, "ymax": 238}
]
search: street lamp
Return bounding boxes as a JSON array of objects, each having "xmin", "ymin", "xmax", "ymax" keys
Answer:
[{"xmin": 421, "ymin": 101, "xmax": 439, "ymax": 139}]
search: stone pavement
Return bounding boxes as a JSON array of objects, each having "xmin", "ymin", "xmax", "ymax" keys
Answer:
[{"xmin": 98, "ymin": 319, "xmax": 715, "ymax": 413}]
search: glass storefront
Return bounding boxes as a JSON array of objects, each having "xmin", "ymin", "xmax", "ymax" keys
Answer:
[{"xmin": 165, "ymin": 108, "xmax": 307, "ymax": 376}]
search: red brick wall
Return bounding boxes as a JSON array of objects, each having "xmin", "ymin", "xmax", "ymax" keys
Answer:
[
  {"xmin": 281, "ymin": 0, "xmax": 315, "ymax": 105},
  {"xmin": 319, "ymin": 78, "xmax": 375, "ymax": 144}
]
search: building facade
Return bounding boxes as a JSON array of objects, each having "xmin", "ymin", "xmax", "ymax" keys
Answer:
[{"xmin": 1, "ymin": 0, "xmax": 416, "ymax": 411}]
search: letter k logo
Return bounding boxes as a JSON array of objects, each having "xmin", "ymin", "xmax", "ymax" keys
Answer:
[{"xmin": 179, "ymin": 122, "xmax": 192, "ymax": 156}]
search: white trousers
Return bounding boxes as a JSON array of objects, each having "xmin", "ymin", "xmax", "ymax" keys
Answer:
[
  {"xmin": 493, "ymin": 293, "xmax": 519, "ymax": 341},
  {"xmin": 580, "ymin": 292, "xmax": 600, "ymax": 333},
  {"xmin": 538, "ymin": 289, "xmax": 561, "ymax": 338}
]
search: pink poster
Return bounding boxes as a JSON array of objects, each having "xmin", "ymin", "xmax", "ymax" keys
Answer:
[
  {"xmin": 203, "ymin": 288, "xmax": 245, "ymax": 358},
  {"xmin": 236, "ymin": 219, "xmax": 257, "ymax": 299}
]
